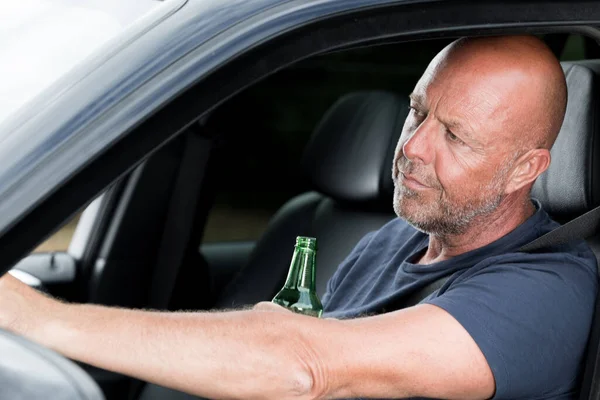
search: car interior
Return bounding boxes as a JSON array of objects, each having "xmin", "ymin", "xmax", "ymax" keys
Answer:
[{"xmin": 10, "ymin": 33, "xmax": 600, "ymax": 399}]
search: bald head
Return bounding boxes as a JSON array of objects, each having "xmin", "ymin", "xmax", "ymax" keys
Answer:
[
  {"xmin": 424, "ymin": 35, "xmax": 567, "ymax": 150},
  {"xmin": 393, "ymin": 35, "xmax": 569, "ymax": 236}
]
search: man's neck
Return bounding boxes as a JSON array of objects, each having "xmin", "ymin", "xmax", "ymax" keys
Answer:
[{"xmin": 417, "ymin": 196, "xmax": 536, "ymax": 265}]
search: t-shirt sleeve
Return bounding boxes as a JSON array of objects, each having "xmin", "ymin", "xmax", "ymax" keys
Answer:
[
  {"xmin": 321, "ymin": 231, "xmax": 376, "ymax": 307},
  {"xmin": 425, "ymin": 256, "xmax": 597, "ymax": 399}
]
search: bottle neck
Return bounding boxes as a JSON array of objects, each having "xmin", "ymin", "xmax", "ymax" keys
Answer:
[{"xmin": 282, "ymin": 246, "xmax": 317, "ymax": 290}]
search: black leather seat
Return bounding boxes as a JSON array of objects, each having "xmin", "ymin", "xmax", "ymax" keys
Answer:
[
  {"xmin": 213, "ymin": 91, "xmax": 405, "ymax": 305},
  {"xmin": 138, "ymin": 60, "xmax": 600, "ymax": 399},
  {"xmin": 532, "ymin": 61, "xmax": 600, "ymax": 225}
]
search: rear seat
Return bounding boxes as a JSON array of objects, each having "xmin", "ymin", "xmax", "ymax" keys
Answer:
[{"xmin": 139, "ymin": 60, "xmax": 600, "ymax": 399}]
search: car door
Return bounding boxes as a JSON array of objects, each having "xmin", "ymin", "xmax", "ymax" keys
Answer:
[{"xmin": 3, "ymin": 1, "xmax": 600, "ymax": 399}]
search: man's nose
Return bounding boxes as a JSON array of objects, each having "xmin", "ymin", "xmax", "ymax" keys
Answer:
[{"xmin": 402, "ymin": 123, "xmax": 434, "ymax": 165}]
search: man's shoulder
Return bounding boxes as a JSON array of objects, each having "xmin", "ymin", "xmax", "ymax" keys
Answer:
[
  {"xmin": 461, "ymin": 239, "xmax": 599, "ymax": 298},
  {"xmin": 444, "ymin": 204, "xmax": 599, "ymax": 300},
  {"xmin": 429, "ymin": 244, "xmax": 598, "ymax": 400}
]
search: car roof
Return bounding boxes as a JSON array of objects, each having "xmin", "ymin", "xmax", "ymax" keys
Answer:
[
  {"xmin": 0, "ymin": 0, "xmax": 420, "ymax": 238},
  {"xmin": 0, "ymin": 0, "xmax": 416, "ymax": 129},
  {"xmin": 0, "ymin": 0, "xmax": 160, "ymax": 126}
]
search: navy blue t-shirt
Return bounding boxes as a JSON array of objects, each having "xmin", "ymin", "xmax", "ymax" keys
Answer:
[{"xmin": 321, "ymin": 200, "xmax": 599, "ymax": 399}]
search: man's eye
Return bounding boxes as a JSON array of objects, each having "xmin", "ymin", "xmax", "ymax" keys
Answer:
[{"xmin": 446, "ymin": 129, "xmax": 464, "ymax": 144}]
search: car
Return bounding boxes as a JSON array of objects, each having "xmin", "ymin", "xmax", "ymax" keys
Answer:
[{"xmin": 2, "ymin": 0, "xmax": 600, "ymax": 399}]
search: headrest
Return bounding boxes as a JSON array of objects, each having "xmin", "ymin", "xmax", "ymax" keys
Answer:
[
  {"xmin": 301, "ymin": 91, "xmax": 407, "ymax": 204},
  {"xmin": 532, "ymin": 61, "xmax": 600, "ymax": 221}
]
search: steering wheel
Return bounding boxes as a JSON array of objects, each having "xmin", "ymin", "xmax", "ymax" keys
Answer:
[{"xmin": 0, "ymin": 327, "xmax": 104, "ymax": 399}]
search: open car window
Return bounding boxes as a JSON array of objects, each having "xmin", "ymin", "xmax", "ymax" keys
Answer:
[{"xmin": 200, "ymin": 33, "xmax": 589, "ymax": 245}]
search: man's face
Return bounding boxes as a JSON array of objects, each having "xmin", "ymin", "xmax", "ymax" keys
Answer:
[{"xmin": 392, "ymin": 58, "xmax": 525, "ymax": 235}]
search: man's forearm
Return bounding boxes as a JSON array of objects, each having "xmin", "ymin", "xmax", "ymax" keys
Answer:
[
  {"xmin": 23, "ymin": 299, "xmax": 317, "ymax": 399},
  {"xmin": 0, "ymin": 273, "xmax": 496, "ymax": 400}
]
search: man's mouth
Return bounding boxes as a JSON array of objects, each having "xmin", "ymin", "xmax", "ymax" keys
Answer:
[{"xmin": 399, "ymin": 172, "xmax": 430, "ymax": 190}]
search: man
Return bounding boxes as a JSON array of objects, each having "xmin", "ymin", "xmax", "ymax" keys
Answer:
[{"xmin": 0, "ymin": 35, "xmax": 597, "ymax": 400}]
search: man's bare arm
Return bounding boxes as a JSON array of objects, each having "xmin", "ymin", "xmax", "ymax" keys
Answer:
[
  {"xmin": 0, "ymin": 274, "xmax": 318, "ymax": 399},
  {"xmin": 310, "ymin": 304, "xmax": 495, "ymax": 400},
  {"xmin": 0, "ymin": 274, "xmax": 494, "ymax": 400}
]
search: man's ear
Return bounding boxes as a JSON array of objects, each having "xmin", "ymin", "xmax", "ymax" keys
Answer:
[{"xmin": 505, "ymin": 149, "xmax": 551, "ymax": 194}]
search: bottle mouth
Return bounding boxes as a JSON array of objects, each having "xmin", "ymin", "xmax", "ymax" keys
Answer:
[{"xmin": 296, "ymin": 236, "xmax": 317, "ymax": 250}]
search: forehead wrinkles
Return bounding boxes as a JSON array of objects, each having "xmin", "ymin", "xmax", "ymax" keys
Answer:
[
  {"xmin": 418, "ymin": 83, "xmax": 495, "ymax": 140},
  {"xmin": 426, "ymin": 71, "xmax": 520, "ymax": 148}
]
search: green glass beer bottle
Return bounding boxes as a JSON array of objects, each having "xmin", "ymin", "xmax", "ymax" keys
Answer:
[{"xmin": 272, "ymin": 236, "xmax": 323, "ymax": 317}]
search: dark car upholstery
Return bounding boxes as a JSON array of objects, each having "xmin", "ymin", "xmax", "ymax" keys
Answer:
[
  {"xmin": 213, "ymin": 90, "xmax": 406, "ymax": 306},
  {"xmin": 138, "ymin": 61, "xmax": 600, "ymax": 400},
  {"xmin": 532, "ymin": 62, "xmax": 600, "ymax": 223}
]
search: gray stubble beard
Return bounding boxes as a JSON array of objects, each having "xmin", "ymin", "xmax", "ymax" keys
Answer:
[{"xmin": 392, "ymin": 168, "xmax": 508, "ymax": 236}]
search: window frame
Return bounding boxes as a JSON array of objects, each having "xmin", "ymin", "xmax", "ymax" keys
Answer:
[{"xmin": 1, "ymin": 0, "xmax": 600, "ymax": 274}]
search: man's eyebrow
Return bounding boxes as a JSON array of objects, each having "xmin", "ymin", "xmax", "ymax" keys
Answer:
[
  {"xmin": 409, "ymin": 93, "xmax": 425, "ymax": 105},
  {"xmin": 445, "ymin": 119, "xmax": 467, "ymax": 134},
  {"xmin": 408, "ymin": 93, "xmax": 482, "ymax": 145},
  {"xmin": 444, "ymin": 117, "xmax": 480, "ymax": 143}
]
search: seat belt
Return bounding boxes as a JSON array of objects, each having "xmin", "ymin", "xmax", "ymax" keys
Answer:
[
  {"xmin": 400, "ymin": 202, "xmax": 600, "ymax": 309},
  {"xmin": 519, "ymin": 204, "xmax": 600, "ymax": 253},
  {"xmin": 149, "ymin": 129, "xmax": 213, "ymax": 310},
  {"xmin": 518, "ymin": 204, "xmax": 600, "ymax": 400},
  {"xmin": 400, "ymin": 277, "xmax": 449, "ymax": 308}
]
